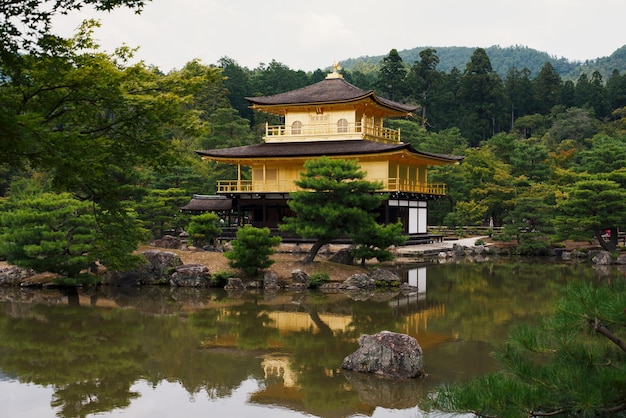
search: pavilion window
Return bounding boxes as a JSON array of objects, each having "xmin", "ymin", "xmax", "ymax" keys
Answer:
[
  {"xmin": 291, "ymin": 120, "xmax": 302, "ymax": 134},
  {"xmin": 337, "ymin": 118, "xmax": 348, "ymax": 133}
]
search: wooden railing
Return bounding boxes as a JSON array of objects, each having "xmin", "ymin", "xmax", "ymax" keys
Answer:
[
  {"xmin": 265, "ymin": 122, "xmax": 401, "ymax": 143},
  {"xmin": 216, "ymin": 179, "xmax": 447, "ymax": 195}
]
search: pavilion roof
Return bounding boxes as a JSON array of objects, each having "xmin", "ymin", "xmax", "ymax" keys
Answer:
[
  {"xmin": 245, "ymin": 77, "xmax": 418, "ymax": 115},
  {"xmin": 180, "ymin": 195, "xmax": 232, "ymax": 212},
  {"xmin": 196, "ymin": 140, "xmax": 463, "ymax": 164}
]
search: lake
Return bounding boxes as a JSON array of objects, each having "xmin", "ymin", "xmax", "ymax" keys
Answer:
[{"xmin": 0, "ymin": 258, "xmax": 615, "ymax": 417}]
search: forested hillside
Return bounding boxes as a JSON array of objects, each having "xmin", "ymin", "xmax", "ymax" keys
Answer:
[{"xmin": 340, "ymin": 44, "xmax": 626, "ymax": 80}]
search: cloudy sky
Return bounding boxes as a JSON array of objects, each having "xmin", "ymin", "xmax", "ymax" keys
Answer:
[{"xmin": 52, "ymin": 0, "xmax": 626, "ymax": 72}]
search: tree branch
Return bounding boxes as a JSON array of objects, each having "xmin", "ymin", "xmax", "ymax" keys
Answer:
[
  {"xmin": 591, "ymin": 317, "xmax": 626, "ymax": 354},
  {"xmin": 528, "ymin": 409, "xmax": 564, "ymax": 417}
]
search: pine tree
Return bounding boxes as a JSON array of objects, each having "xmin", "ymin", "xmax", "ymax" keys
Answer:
[
  {"xmin": 225, "ymin": 225, "xmax": 281, "ymax": 276},
  {"xmin": 0, "ymin": 192, "xmax": 98, "ymax": 279},
  {"xmin": 279, "ymin": 157, "xmax": 387, "ymax": 263},
  {"xmin": 430, "ymin": 279, "xmax": 626, "ymax": 417}
]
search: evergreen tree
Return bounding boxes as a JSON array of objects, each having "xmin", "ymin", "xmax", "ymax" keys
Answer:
[
  {"xmin": 135, "ymin": 188, "xmax": 190, "ymax": 240},
  {"xmin": 606, "ymin": 69, "xmax": 626, "ymax": 110},
  {"xmin": 375, "ymin": 49, "xmax": 407, "ymax": 101},
  {"xmin": 458, "ymin": 48, "xmax": 504, "ymax": 145},
  {"xmin": 351, "ymin": 222, "xmax": 406, "ymax": 266},
  {"xmin": 0, "ymin": 23, "xmax": 216, "ymax": 270},
  {"xmin": 501, "ymin": 183, "xmax": 557, "ymax": 255},
  {"xmin": 280, "ymin": 157, "xmax": 387, "ymax": 263},
  {"xmin": 186, "ymin": 212, "xmax": 222, "ymax": 248},
  {"xmin": 407, "ymin": 48, "xmax": 441, "ymax": 127},
  {"xmin": 225, "ymin": 225, "xmax": 281, "ymax": 275},
  {"xmin": 430, "ymin": 279, "xmax": 626, "ymax": 417},
  {"xmin": 218, "ymin": 56, "xmax": 254, "ymax": 121},
  {"xmin": 555, "ymin": 170, "xmax": 626, "ymax": 251},
  {"xmin": 0, "ymin": 191, "xmax": 98, "ymax": 279},
  {"xmin": 533, "ymin": 62, "xmax": 562, "ymax": 114},
  {"xmin": 504, "ymin": 67, "xmax": 534, "ymax": 129}
]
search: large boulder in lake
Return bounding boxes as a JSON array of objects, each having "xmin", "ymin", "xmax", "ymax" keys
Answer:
[
  {"xmin": 593, "ymin": 251, "xmax": 613, "ymax": 265},
  {"xmin": 368, "ymin": 268, "xmax": 401, "ymax": 287},
  {"xmin": 140, "ymin": 250, "xmax": 183, "ymax": 284},
  {"xmin": 169, "ymin": 264, "xmax": 210, "ymax": 287},
  {"xmin": 0, "ymin": 265, "xmax": 35, "ymax": 286},
  {"xmin": 104, "ymin": 250, "xmax": 183, "ymax": 286},
  {"xmin": 340, "ymin": 273, "xmax": 375, "ymax": 290},
  {"xmin": 342, "ymin": 331, "xmax": 424, "ymax": 379}
]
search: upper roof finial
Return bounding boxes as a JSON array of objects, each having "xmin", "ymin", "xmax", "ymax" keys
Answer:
[{"xmin": 326, "ymin": 61, "xmax": 344, "ymax": 79}]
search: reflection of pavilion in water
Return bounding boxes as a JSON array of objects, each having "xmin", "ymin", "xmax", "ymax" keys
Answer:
[{"xmin": 204, "ymin": 267, "xmax": 458, "ymax": 411}]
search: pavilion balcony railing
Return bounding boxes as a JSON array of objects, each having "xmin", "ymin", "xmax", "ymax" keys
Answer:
[
  {"xmin": 264, "ymin": 122, "xmax": 401, "ymax": 143},
  {"xmin": 216, "ymin": 179, "xmax": 447, "ymax": 195}
]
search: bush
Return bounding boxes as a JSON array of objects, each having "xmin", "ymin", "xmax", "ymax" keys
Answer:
[
  {"xmin": 186, "ymin": 213, "xmax": 222, "ymax": 248},
  {"xmin": 225, "ymin": 226, "xmax": 281, "ymax": 276},
  {"xmin": 307, "ymin": 272, "xmax": 330, "ymax": 288},
  {"xmin": 209, "ymin": 270, "xmax": 233, "ymax": 287}
]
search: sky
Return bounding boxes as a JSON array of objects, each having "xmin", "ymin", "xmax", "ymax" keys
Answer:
[{"xmin": 51, "ymin": 0, "xmax": 626, "ymax": 72}]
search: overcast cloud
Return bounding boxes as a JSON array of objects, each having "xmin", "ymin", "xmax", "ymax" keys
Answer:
[{"xmin": 51, "ymin": 0, "xmax": 626, "ymax": 72}]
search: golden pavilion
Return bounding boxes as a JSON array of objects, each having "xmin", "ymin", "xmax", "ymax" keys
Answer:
[{"xmin": 193, "ymin": 65, "xmax": 462, "ymax": 243}]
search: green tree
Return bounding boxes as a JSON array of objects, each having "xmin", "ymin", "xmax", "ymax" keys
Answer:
[
  {"xmin": 0, "ymin": 0, "xmax": 147, "ymax": 57},
  {"xmin": 0, "ymin": 191, "xmax": 98, "ymax": 278},
  {"xmin": 574, "ymin": 71, "xmax": 609, "ymax": 118},
  {"xmin": 501, "ymin": 183, "xmax": 557, "ymax": 255},
  {"xmin": 458, "ymin": 48, "xmax": 504, "ymax": 145},
  {"xmin": 200, "ymin": 107, "xmax": 257, "ymax": 150},
  {"xmin": 375, "ymin": 48, "xmax": 407, "ymax": 101},
  {"xmin": 280, "ymin": 157, "xmax": 387, "ymax": 263},
  {"xmin": 135, "ymin": 188, "xmax": 190, "ymax": 240},
  {"xmin": 218, "ymin": 56, "xmax": 254, "ymax": 121},
  {"xmin": 510, "ymin": 140, "xmax": 551, "ymax": 181},
  {"xmin": 407, "ymin": 48, "xmax": 441, "ymax": 127},
  {"xmin": 186, "ymin": 212, "xmax": 222, "ymax": 248},
  {"xmin": 504, "ymin": 67, "xmax": 534, "ymax": 129},
  {"xmin": 351, "ymin": 222, "xmax": 407, "ymax": 266},
  {"xmin": 430, "ymin": 279, "xmax": 626, "ymax": 417},
  {"xmin": 577, "ymin": 133, "xmax": 626, "ymax": 174},
  {"xmin": 533, "ymin": 62, "xmax": 562, "ymax": 115},
  {"xmin": 0, "ymin": 22, "xmax": 215, "ymax": 270},
  {"xmin": 546, "ymin": 107, "xmax": 599, "ymax": 145},
  {"xmin": 443, "ymin": 199, "xmax": 488, "ymax": 228},
  {"xmin": 225, "ymin": 225, "xmax": 281, "ymax": 276},
  {"xmin": 513, "ymin": 113, "xmax": 550, "ymax": 138},
  {"xmin": 249, "ymin": 59, "xmax": 309, "ymax": 96},
  {"xmin": 606, "ymin": 69, "xmax": 626, "ymax": 110},
  {"xmin": 555, "ymin": 170, "xmax": 626, "ymax": 251}
]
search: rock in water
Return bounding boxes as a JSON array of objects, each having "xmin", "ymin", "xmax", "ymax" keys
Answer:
[{"xmin": 341, "ymin": 331, "xmax": 424, "ymax": 378}]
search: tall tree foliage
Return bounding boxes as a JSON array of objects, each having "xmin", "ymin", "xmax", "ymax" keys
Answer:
[
  {"xmin": 459, "ymin": 48, "xmax": 504, "ymax": 145},
  {"xmin": 407, "ymin": 48, "xmax": 441, "ymax": 127},
  {"xmin": 0, "ymin": 22, "xmax": 215, "ymax": 269},
  {"xmin": 533, "ymin": 62, "xmax": 562, "ymax": 115},
  {"xmin": 376, "ymin": 49, "xmax": 407, "ymax": 101},
  {"xmin": 0, "ymin": 0, "xmax": 148, "ymax": 58}
]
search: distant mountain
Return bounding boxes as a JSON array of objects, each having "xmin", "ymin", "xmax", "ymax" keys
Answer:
[{"xmin": 339, "ymin": 45, "xmax": 626, "ymax": 81}]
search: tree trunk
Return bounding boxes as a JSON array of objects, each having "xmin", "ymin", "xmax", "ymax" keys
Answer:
[
  {"xmin": 594, "ymin": 227, "xmax": 617, "ymax": 252},
  {"xmin": 303, "ymin": 240, "xmax": 325, "ymax": 263}
]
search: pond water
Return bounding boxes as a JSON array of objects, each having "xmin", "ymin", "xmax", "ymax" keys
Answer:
[{"xmin": 0, "ymin": 259, "xmax": 618, "ymax": 418}]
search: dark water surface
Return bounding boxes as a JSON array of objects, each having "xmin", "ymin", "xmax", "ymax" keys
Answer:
[{"xmin": 0, "ymin": 259, "xmax": 616, "ymax": 417}]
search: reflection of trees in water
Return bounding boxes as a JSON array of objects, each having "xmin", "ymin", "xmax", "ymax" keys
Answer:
[
  {"xmin": 0, "ymin": 304, "xmax": 144, "ymax": 417},
  {"xmin": 0, "ymin": 260, "xmax": 608, "ymax": 417},
  {"xmin": 424, "ymin": 261, "xmax": 578, "ymax": 342}
]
